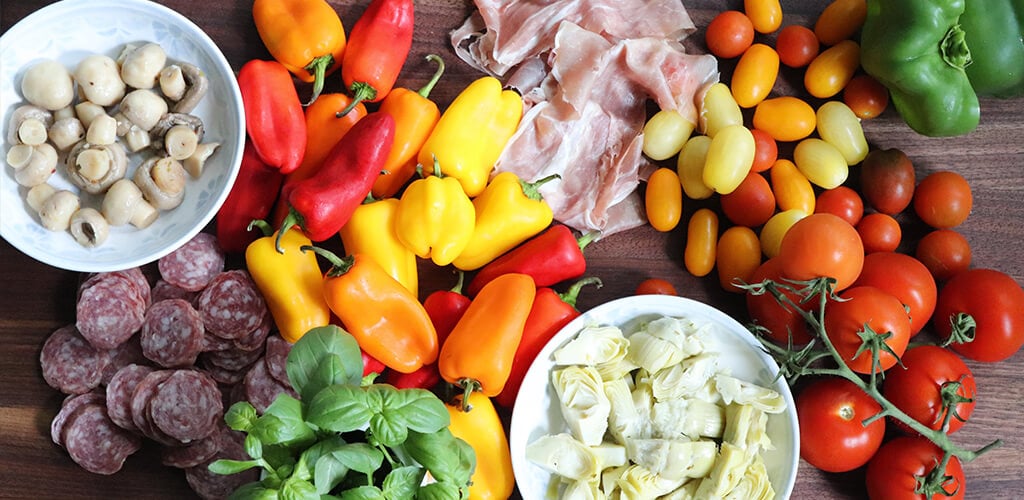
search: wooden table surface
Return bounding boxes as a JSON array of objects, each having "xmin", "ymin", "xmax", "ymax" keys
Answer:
[{"xmin": 3, "ymin": 0, "xmax": 1023, "ymax": 498}]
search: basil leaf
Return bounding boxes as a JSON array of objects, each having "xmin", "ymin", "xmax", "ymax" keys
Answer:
[
  {"xmin": 261, "ymin": 444, "xmax": 297, "ymax": 474},
  {"xmin": 413, "ymin": 481, "xmax": 461, "ymax": 500},
  {"xmin": 379, "ymin": 386, "xmax": 449, "ymax": 434},
  {"xmin": 208, "ymin": 458, "xmax": 263, "ymax": 476},
  {"xmin": 313, "ymin": 453, "xmax": 350, "ymax": 495},
  {"xmin": 300, "ymin": 435, "xmax": 347, "ymax": 470},
  {"xmin": 368, "ymin": 412, "xmax": 407, "ymax": 448},
  {"xmin": 225, "ymin": 401, "xmax": 259, "ymax": 432},
  {"xmin": 279, "ymin": 476, "xmax": 319, "ymax": 500},
  {"xmin": 339, "ymin": 486, "xmax": 385, "ymax": 500},
  {"xmin": 244, "ymin": 434, "xmax": 263, "ymax": 460},
  {"xmin": 251, "ymin": 394, "xmax": 315, "ymax": 447},
  {"xmin": 307, "ymin": 385, "xmax": 371, "ymax": 433},
  {"xmin": 287, "ymin": 325, "xmax": 363, "ymax": 398},
  {"xmin": 226, "ymin": 481, "xmax": 278, "ymax": 500},
  {"xmin": 404, "ymin": 429, "xmax": 476, "ymax": 484},
  {"xmin": 381, "ymin": 465, "xmax": 424, "ymax": 500},
  {"xmin": 330, "ymin": 442, "xmax": 384, "ymax": 476}
]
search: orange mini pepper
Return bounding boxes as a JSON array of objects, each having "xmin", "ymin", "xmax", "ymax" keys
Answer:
[
  {"xmin": 446, "ymin": 391, "xmax": 515, "ymax": 500},
  {"xmin": 304, "ymin": 246, "xmax": 437, "ymax": 374},
  {"xmin": 339, "ymin": 195, "xmax": 418, "ymax": 298},
  {"xmin": 252, "ymin": 0, "xmax": 347, "ymax": 104}
]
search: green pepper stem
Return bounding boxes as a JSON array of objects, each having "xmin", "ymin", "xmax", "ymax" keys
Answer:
[
  {"xmin": 940, "ymin": 25, "xmax": 972, "ymax": 69},
  {"xmin": 450, "ymin": 269, "xmax": 466, "ymax": 295},
  {"xmin": 558, "ymin": 276, "xmax": 603, "ymax": 308},
  {"xmin": 520, "ymin": 173, "xmax": 561, "ymax": 201},
  {"xmin": 455, "ymin": 378, "xmax": 482, "ymax": 412},
  {"xmin": 301, "ymin": 245, "xmax": 354, "ymax": 276},
  {"xmin": 337, "ymin": 81, "xmax": 378, "ymax": 117},
  {"xmin": 418, "ymin": 54, "xmax": 446, "ymax": 99},
  {"xmin": 577, "ymin": 230, "xmax": 600, "ymax": 252},
  {"xmin": 304, "ymin": 54, "xmax": 335, "ymax": 106},
  {"xmin": 248, "ymin": 219, "xmax": 274, "ymax": 238},
  {"xmin": 275, "ymin": 209, "xmax": 303, "ymax": 253}
]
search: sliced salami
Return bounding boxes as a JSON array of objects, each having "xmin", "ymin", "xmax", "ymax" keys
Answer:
[
  {"xmin": 202, "ymin": 345, "xmax": 265, "ymax": 372},
  {"xmin": 201, "ymin": 330, "xmax": 237, "ymax": 353},
  {"xmin": 149, "ymin": 370, "xmax": 223, "ymax": 444},
  {"xmin": 184, "ymin": 434, "xmax": 259, "ymax": 500},
  {"xmin": 159, "ymin": 233, "xmax": 225, "ymax": 292},
  {"xmin": 78, "ymin": 268, "xmax": 150, "ymax": 308},
  {"xmin": 242, "ymin": 358, "xmax": 296, "ymax": 414},
  {"xmin": 263, "ymin": 335, "xmax": 292, "ymax": 386},
  {"xmin": 129, "ymin": 369, "xmax": 177, "ymax": 445},
  {"xmin": 198, "ymin": 358, "xmax": 249, "ymax": 386},
  {"xmin": 161, "ymin": 423, "xmax": 224, "ymax": 469},
  {"xmin": 105, "ymin": 363, "xmax": 155, "ymax": 432},
  {"xmin": 63, "ymin": 403, "xmax": 142, "ymax": 475},
  {"xmin": 197, "ymin": 270, "xmax": 267, "ymax": 340},
  {"xmin": 50, "ymin": 391, "xmax": 105, "ymax": 446},
  {"xmin": 100, "ymin": 334, "xmax": 148, "ymax": 386},
  {"xmin": 140, "ymin": 299, "xmax": 205, "ymax": 368},
  {"xmin": 76, "ymin": 274, "xmax": 147, "ymax": 350},
  {"xmin": 40, "ymin": 324, "xmax": 111, "ymax": 395},
  {"xmin": 233, "ymin": 309, "xmax": 272, "ymax": 352},
  {"xmin": 151, "ymin": 279, "xmax": 200, "ymax": 306}
]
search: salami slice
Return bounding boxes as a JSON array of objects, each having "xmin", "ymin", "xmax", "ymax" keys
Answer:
[
  {"xmin": 63, "ymin": 403, "xmax": 142, "ymax": 475},
  {"xmin": 263, "ymin": 335, "xmax": 292, "ymax": 386},
  {"xmin": 100, "ymin": 334, "xmax": 148, "ymax": 386},
  {"xmin": 76, "ymin": 274, "xmax": 147, "ymax": 350},
  {"xmin": 233, "ymin": 309, "xmax": 272, "ymax": 352},
  {"xmin": 129, "ymin": 369, "xmax": 177, "ymax": 445},
  {"xmin": 198, "ymin": 358, "xmax": 249, "ymax": 386},
  {"xmin": 184, "ymin": 434, "xmax": 259, "ymax": 500},
  {"xmin": 40, "ymin": 324, "xmax": 111, "ymax": 395},
  {"xmin": 202, "ymin": 345, "xmax": 265, "ymax": 372},
  {"xmin": 78, "ymin": 268, "xmax": 150, "ymax": 308},
  {"xmin": 105, "ymin": 363, "xmax": 155, "ymax": 432},
  {"xmin": 50, "ymin": 391, "xmax": 105, "ymax": 446},
  {"xmin": 151, "ymin": 279, "xmax": 199, "ymax": 306},
  {"xmin": 197, "ymin": 270, "xmax": 267, "ymax": 340},
  {"xmin": 161, "ymin": 423, "xmax": 224, "ymax": 469},
  {"xmin": 149, "ymin": 370, "xmax": 223, "ymax": 444},
  {"xmin": 159, "ymin": 233, "xmax": 225, "ymax": 292},
  {"xmin": 242, "ymin": 358, "xmax": 296, "ymax": 414},
  {"xmin": 141, "ymin": 299, "xmax": 205, "ymax": 368}
]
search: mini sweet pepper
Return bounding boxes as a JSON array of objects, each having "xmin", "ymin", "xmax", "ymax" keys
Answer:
[
  {"xmin": 338, "ymin": 195, "xmax": 418, "ymax": 298},
  {"xmin": 393, "ymin": 163, "xmax": 476, "ymax": 267}
]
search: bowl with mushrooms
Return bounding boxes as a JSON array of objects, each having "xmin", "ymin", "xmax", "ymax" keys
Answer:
[{"xmin": 0, "ymin": 0, "xmax": 244, "ymax": 272}]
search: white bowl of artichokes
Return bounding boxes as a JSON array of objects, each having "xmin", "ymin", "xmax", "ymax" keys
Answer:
[{"xmin": 509, "ymin": 294, "xmax": 799, "ymax": 499}]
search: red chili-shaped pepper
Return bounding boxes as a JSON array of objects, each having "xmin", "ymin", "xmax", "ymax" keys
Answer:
[
  {"xmin": 216, "ymin": 139, "xmax": 285, "ymax": 254},
  {"xmin": 337, "ymin": 0, "xmax": 415, "ymax": 116},
  {"xmin": 276, "ymin": 112, "xmax": 395, "ymax": 251},
  {"xmin": 466, "ymin": 224, "xmax": 598, "ymax": 296},
  {"xmin": 237, "ymin": 59, "xmax": 306, "ymax": 174},
  {"xmin": 494, "ymin": 277, "xmax": 602, "ymax": 408}
]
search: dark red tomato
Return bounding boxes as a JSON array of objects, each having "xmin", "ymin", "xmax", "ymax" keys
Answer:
[
  {"xmin": 856, "ymin": 212, "xmax": 901, "ymax": 254},
  {"xmin": 815, "ymin": 185, "xmax": 864, "ymax": 226},
  {"xmin": 860, "ymin": 148, "xmax": 915, "ymax": 215},
  {"xmin": 913, "ymin": 170, "xmax": 973, "ymax": 229},
  {"xmin": 852, "ymin": 252, "xmax": 937, "ymax": 337},
  {"xmin": 934, "ymin": 268, "xmax": 1024, "ymax": 362},
  {"xmin": 705, "ymin": 10, "xmax": 755, "ymax": 58},
  {"xmin": 883, "ymin": 345, "xmax": 976, "ymax": 435},
  {"xmin": 776, "ymin": 24, "xmax": 820, "ymax": 68},
  {"xmin": 866, "ymin": 436, "xmax": 965, "ymax": 500},
  {"xmin": 750, "ymin": 128, "xmax": 778, "ymax": 173},
  {"xmin": 843, "ymin": 74, "xmax": 889, "ymax": 119},
  {"xmin": 797, "ymin": 376, "xmax": 885, "ymax": 473},
  {"xmin": 636, "ymin": 278, "xmax": 677, "ymax": 296},
  {"xmin": 745, "ymin": 257, "xmax": 814, "ymax": 345},
  {"xmin": 825, "ymin": 286, "xmax": 911, "ymax": 373},
  {"xmin": 915, "ymin": 229, "xmax": 972, "ymax": 281},
  {"xmin": 721, "ymin": 172, "xmax": 776, "ymax": 227}
]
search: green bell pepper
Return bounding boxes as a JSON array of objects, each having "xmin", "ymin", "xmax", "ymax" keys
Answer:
[
  {"xmin": 861, "ymin": 0, "xmax": 980, "ymax": 137},
  {"xmin": 961, "ymin": 0, "xmax": 1024, "ymax": 97}
]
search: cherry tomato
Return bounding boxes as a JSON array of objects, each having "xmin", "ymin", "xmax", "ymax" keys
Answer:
[
  {"xmin": 860, "ymin": 148, "xmax": 915, "ymax": 215},
  {"xmin": 775, "ymin": 24, "xmax": 819, "ymax": 68},
  {"xmin": 705, "ymin": 10, "xmax": 755, "ymax": 59},
  {"xmin": 750, "ymin": 128, "xmax": 777, "ymax": 173},
  {"xmin": 731, "ymin": 43, "xmax": 779, "ymax": 108},
  {"xmin": 857, "ymin": 212, "xmax": 901, "ymax": 254},
  {"xmin": 865, "ymin": 436, "xmax": 965, "ymax": 500},
  {"xmin": 883, "ymin": 345, "xmax": 976, "ymax": 435},
  {"xmin": 759, "ymin": 209, "xmax": 807, "ymax": 259},
  {"xmin": 770, "ymin": 158, "xmax": 815, "ymax": 214},
  {"xmin": 804, "ymin": 40, "xmax": 860, "ymax": 98},
  {"xmin": 684, "ymin": 208, "xmax": 719, "ymax": 277},
  {"xmin": 797, "ymin": 377, "xmax": 885, "ymax": 473},
  {"xmin": 777, "ymin": 213, "xmax": 864, "ymax": 292},
  {"xmin": 721, "ymin": 172, "xmax": 775, "ymax": 228},
  {"xmin": 716, "ymin": 225, "xmax": 762, "ymax": 293},
  {"xmin": 825, "ymin": 286, "xmax": 911, "ymax": 373},
  {"xmin": 852, "ymin": 252, "xmax": 937, "ymax": 336},
  {"xmin": 645, "ymin": 167, "xmax": 683, "ymax": 232},
  {"xmin": 915, "ymin": 229, "xmax": 972, "ymax": 281},
  {"xmin": 913, "ymin": 171, "xmax": 973, "ymax": 229},
  {"xmin": 746, "ymin": 257, "xmax": 814, "ymax": 344},
  {"xmin": 934, "ymin": 268, "xmax": 1024, "ymax": 362},
  {"xmin": 794, "ymin": 137, "xmax": 849, "ymax": 189},
  {"xmin": 814, "ymin": 0, "xmax": 868, "ymax": 46},
  {"xmin": 815, "ymin": 185, "xmax": 864, "ymax": 226},
  {"xmin": 752, "ymin": 96, "xmax": 816, "ymax": 142},
  {"xmin": 703, "ymin": 124, "xmax": 755, "ymax": 195},
  {"xmin": 636, "ymin": 278, "xmax": 678, "ymax": 296},
  {"xmin": 744, "ymin": 0, "xmax": 782, "ymax": 34},
  {"xmin": 843, "ymin": 74, "xmax": 889, "ymax": 119}
]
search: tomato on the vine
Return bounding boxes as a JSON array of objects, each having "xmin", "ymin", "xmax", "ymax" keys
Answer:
[
  {"xmin": 797, "ymin": 377, "xmax": 885, "ymax": 473},
  {"xmin": 635, "ymin": 278, "xmax": 677, "ymax": 296},
  {"xmin": 746, "ymin": 257, "xmax": 814, "ymax": 345},
  {"xmin": 865, "ymin": 436, "xmax": 965, "ymax": 500},
  {"xmin": 915, "ymin": 229, "xmax": 972, "ymax": 281},
  {"xmin": 824, "ymin": 286, "xmax": 911, "ymax": 374},
  {"xmin": 883, "ymin": 345, "xmax": 976, "ymax": 435},
  {"xmin": 913, "ymin": 170, "xmax": 973, "ymax": 229},
  {"xmin": 852, "ymin": 252, "xmax": 937, "ymax": 336},
  {"xmin": 705, "ymin": 10, "xmax": 754, "ymax": 59},
  {"xmin": 934, "ymin": 268, "xmax": 1024, "ymax": 362},
  {"xmin": 777, "ymin": 212, "xmax": 864, "ymax": 292}
]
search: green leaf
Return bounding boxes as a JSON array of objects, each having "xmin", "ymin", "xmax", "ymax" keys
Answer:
[
  {"xmin": 404, "ymin": 429, "xmax": 476, "ymax": 484},
  {"xmin": 368, "ymin": 412, "xmax": 407, "ymax": 448},
  {"xmin": 208, "ymin": 458, "xmax": 264, "ymax": 476},
  {"xmin": 226, "ymin": 481, "xmax": 278, "ymax": 500},
  {"xmin": 244, "ymin": 434, "xmax": 263, "ymax": 460},
  {"xmin": 252, "ymin": 394, "xmax": 316, "ymax": 447},
  {"xmin": 338, "ymin": 486, "xmax": 385, "ymax": 500},
  {"xmin": 287, "ymin": 325, "xmax": 363, "ymax": 399},
  {"xmin": 313, "ymin": 453, "xmax": 350, "ymax": 495},
  {"xmin": 414, "ymin": 481, "xmax": 461, "ymax": 500},
  {"xmin": 330, "ymin": 443, "xmax": 384, "ymax": 476},
  {"xmin": 379, "ymin": 386, "xmax": 450, "ymax": 433},
  {"xmin": 381, "ymin": 465, "xmax": 424, "ymax": 500},
  {"xmin": 279, "ymin": 475, "xmax": 319, "ymax": 500},
  {"xmin": 225, "ymin": 401, "xmax": 259, "ymax": 432},
  {"xmin": 308, "ymin": 385, "xmax": 371, "ymax": 433},
  {"xmin": 300, "ymin": 435, "xmax": 347, "ymax": 467},
  {"xmin": 261, "ymin": 445, "xmax": 297, "ymax": 474}
]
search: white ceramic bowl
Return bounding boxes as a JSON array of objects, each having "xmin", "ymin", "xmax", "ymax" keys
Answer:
[
  {"xmin": 0, "ymin": 0, "xmax": 244, "ymax": 272},
  {"xmin": 510, "ymin": 294, "xmax": 800, "ymax": 499}
]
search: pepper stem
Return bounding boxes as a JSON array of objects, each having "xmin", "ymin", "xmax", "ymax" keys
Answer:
[
  {"xmin": 520, "ymin": 173, "xmax": 561, "ymax": 201},
  {"xmin": 558, "ymin": 277, "xmax": 603, "ymax": 308},
  {"xmin": 301, "ymin": 245, "xmax": 355, "ymax": 276},
  {"xmin": 304, "ymin": 54, "xmax": 335, "ymax": 106},
  {"xmin": 577, "ymin": 230, "xmax": 600, "ymax": 252},
  {"xmin": 450, "ymin": 269, "xmax": 465, "ymax": 294},
  {"xmin": 248, "ymin": 219, "xmax": 274, "ymax": 238},
  {"xmin": 338, "ymin": 81, "xmax": 378, "ymax": 117},
  {"xmin": 940, "ymin": 25, "xmax": 972, "ymax": 70},
  {"xmin": 418, "ymin": 55, "xmax": 446, "ymax": 99},
  {"xmin": 456, "ymin": 378, "xmax": 481, "ymax": 412},
  {"xmin": 275, "ymin": 209, "xmax": 303, "ymax": 253}
]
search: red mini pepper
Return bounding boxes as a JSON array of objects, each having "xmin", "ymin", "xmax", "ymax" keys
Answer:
[
  {"xmin": 337, "ymin": 0, "xmax": 415, "ymax": 116},
  {"xmin": 216, "ymin": 139, "xmax": 285, "ymax": 253},
  {"xmin": 237, "ymin": 59, "xmax": 306, "ymax": 174},
  {"xmin": 276, "ymin": 112, "xmax": 395, "ymax": 251},
  {"xmin": 494, "ymin": 277, "xmax": 602, "ymax": 408},
  {"xmin": 466, "ymin": 224, "xmax": 598, "ymax": 296}
]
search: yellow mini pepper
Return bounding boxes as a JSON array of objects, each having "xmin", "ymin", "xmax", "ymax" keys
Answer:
[
  {"xmin": 417, "ymin": 76, "xmax": 523, "ymax": 197},
  {"xmin": 452, "ymin": 172, "xmax": 558, "ymax": 271},
  {"xmin": 394, "ymin": 163, "xmax": 476, "ymax": 267},
  {"xmin": 245, "ymin": 223, "xmax": 331, "ymax": 343},
  {"xmin": 339, "ymin": 196, "xmax": 418, "ymax": 298},
  {"xmin": 446, "ymin": 391, "xmax": 515, "ymax": 500}
]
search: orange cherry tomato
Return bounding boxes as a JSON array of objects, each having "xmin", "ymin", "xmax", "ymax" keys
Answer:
[
  {"xmin": 636, "ymin": 278, "xmax": 678, "ymax": 296},
  {"xmin": 732, "ymin": 43, "xmax": 780, "ymax": 108},
  {"xmin": 913, "ymin": 171, "xmax": 973, "ymax": 229},
  {"xmin": 843, "ymin": 74, "xmax": 889, "ymax": 119},
  {"xmin": 716, "ymin": 225, "xmax": 763, "ymax": 293},
  {"xmin": 776, "ymin": 24, "xmax": 820, "ymax": 68},
  {"xmin": 721, "ymin": 172, "xmax": 775, "ymax": 228},
  {"xmin": 915, "ymin": 229, "xmax": 972, "ymax": 281},
  {"xmin": 746, "ymin": 257, "xmax": 815, "ymax": 345},
  {"xmin": 705, "ymin": 11, "xmax": 755, "ymax": 59},
  {"xmin": 804, "ymin": 40, "xmax": 860, "ymax": 99},
  {"xmin": 744, "ymin": 0, "xmax": 783, "ymax": 34},
  {"xmin": 857, "ymin": 213, "xmax": 902, "ymax": 254},
  {"xmin": 752, "ymin": 96, "xmax": 816, "ymax": 142},
  {"xmin": 814, "ymin": 0, "xmax": 868, "ymax": 46},
  {"xmin": 770, "ymin": 158, "xmax": 815, "ymax": 214},
  {"xmin": 645, "ymin": 167, "xmax": 683, "ymax": 232},
  {"xmin": 684, "ymin": 208, "xmax": 719, "ymax": 277},
  {"xmin": 777, "ymin": 212, "xmax": 864, "ymax": 291},
  {"xmin": 815, "ymin": 186, "xmax": 864, "ymax": 226},
  {"xmin": 750, "ymin": 128, "xmax": 777, "ymax": 173}
]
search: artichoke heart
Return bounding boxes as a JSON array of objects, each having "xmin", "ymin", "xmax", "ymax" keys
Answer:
[
  {"xmin": 553, "ymin": 365, "xmax": 612, "ymax": 445},
  {"xmin": 554, "ymin": 325, "xmax": 630, "ymax": 367}
]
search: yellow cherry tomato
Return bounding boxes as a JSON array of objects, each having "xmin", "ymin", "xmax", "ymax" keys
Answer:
[
  {"xmin": 816, "ymin": 101, "xmax": 869, "ymax": 165},
  {"xmin": 814, "ymin": 0, "xmax": 867, "ymax": 45},
  {"xmin": 760, "ymin": 208, "xmax": 808, "ymax": 258},
  {"xmin": 732, "ymin": 43, "xmax": 780, "ymax": 108},
  {"xmin": 794, "ymin": 138, "xmax": 849, "ymax": 189},
  {"xmin": 676, "ymin": 135, "xmax": 714, "ymax": 200},
  {"xmin": 645, "ymin": 167, "xmax": 683, "ymax": 232},
  {"xmin": 703, "ymin": 124, "xmax": 755, "ymax": 195},
  {"xmin": 717, "ymin": 225, "xmax": 763, "ymax": 293},
  {"xmin": 804, "ymin": 40, "xmax": 860, "ymax": 98},
  {"xmin": 745, "ymin": 0, "xmax": 783, "ymax": 34},
  {"xmin": 752, "ymin": 96, "xmax": 816, "ymax": 142},
  {"xmin": 699, "ymin": 82, "xmax": 744, "ymax": 137},
  {"xmin": 643, "ymin": 109, "xmax": 695, "ymax": 161},
  {"xmin": 770, "ymin": 158, "xmax": 816, "ymax": 214},
  {"xmin": 685, "ymin": 208, "xmax": 719, "ymax": 277}
]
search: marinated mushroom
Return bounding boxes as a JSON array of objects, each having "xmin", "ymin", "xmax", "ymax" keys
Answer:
[
  {"xmin": 69, "ymin": 207, "xmax": 110, "ymax": 248},
  {"xmin": 118, "ymin": 42, "xmax": 167, "ymax": 89},
  {"xmin": 74, "ymin": 101, "xmax": 107, "ymax": 129},
  {"xmin": 183, "ymin": 142, "xmax": 220, "ymax": 178},
  {"xmin": 6, "ymin": 105, "xmax": 53, "ymax": 145},
  {"xmin": 21, "ymin": 59, "xmax": 75, "ymax": 111},
  {"xmin": 7, "ymin": 143, "xmax": 58, "ymax": 187},
  {"xmin": 150, "ymin": 113, "xmax": 204, "ymax": 160},
  {"xmin": 26, "ymin": 183, "xmax": 58, "ymax": 213},
  {"xmin": 73, "ymin": 54, "xmax": 126, "ymax": 106},
  {"xmin": 170, "ymin": 63, "xmax": 209, "ymax": 113},
  {"xmin": 48, "ymin": 116, "xmax": 86, "ymax": 151},
  {"xmin": 123, "ymin": 124, "xmax": 152, "ymax": 152},
  {"xmin": 85, "ymin": 114, "xmax": 118, "ymax": 146},
  {"xmin": 117, "ymin": 89, "xmax": 168, "ymax": 132},
  {"xmin": 102, "ymin": 178, "xmax": 158, "ymax": 228},
  {"xmin": 134, "ymin": 156, "xmax": 187, "ymax": 210},
  {"xmin": 37, "ymin": 189, "xmax": 81, "ymax": 232},
  {"xmin": 158, "ymin": 65, "xmax": 186, "ymax": 101},
  {"xmin": 65, "ymin": 141, "xmax": 128, "ymax": 194}
]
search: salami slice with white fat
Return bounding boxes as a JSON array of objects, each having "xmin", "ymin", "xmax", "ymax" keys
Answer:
[
  {"xmin": 149, "ymin": 369, "xmax": 223, "ymax": 444},
  {"xmin": 232, "ymin": 309, "xmax": 272, "ymax": 352},
  {"xmin": 151, "ymin": 279, "xmax": 199, "ymax": 306},
  {"xmin": 62, "ymin": 403, "xmax": 142, "ymax": 475},
  {"xmin": 100, "ymin": 334, "xmax": 148, "ymax": 385},
  {"xmin": 184, "ymin": 428, "xmax": 259, "ymax": 500},
  {"xmin": 78, "ymin": 268, "xmax": 151, "ymax": 308},
  {"xmin": 76, "ymin": 274, "xmax": 147, "ymax": 350},
  {"xmin": 141, "ymin": 299, "xmax": 205, "ymax": 368},
  {"xmin": 263, "ymin": 335, "xmax": 292, "ymax": 386},
  {"xmin": 130, "ymin": 369, "xmax": 177, "ymax": 445},
  {"xmin": 242, "ymin": 357, "xmax": 296, "ymax": 414},
  {"xmin": 197, "ymin": 270, "xmax": 267, "ymax": 340},
  {"xmin": 105, "ymin": 363, "xmax": 155, "ymax": 432},
  {"xmin": 161, "ymin": 423, "xmax": 226, "ymax": 469},
  {"xmin": 50, "ymin": 391, "xmax": 105, "ymax": 446},
  {"xmin": 40, "ymin": 324, "xmax": 111, "ymax": 395},
  {"xmin": 159, "ymin": 233, "xmax": 225, "ymax": 292}
]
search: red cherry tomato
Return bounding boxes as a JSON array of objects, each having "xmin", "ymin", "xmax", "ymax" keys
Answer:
[
  {"xmin": 797, "ymin": 377, "xmax": 885, "ymax": 473},
  {"xmin": 856, "ymin": 212, "xmax": 901, "ymax": 254},
  {"xmin": 883, "ymin": 345, "xmax": 976, "ymax": 435},
  {"xmin": 852, "ymin": 252, "xmax": 937, "ymax": 336},
  {"xmin": 815, "ymin": 185, "xmax": 864, "ymax": 226},
  {"xmin": 775, "ymin": 24, "xmax": 820, "ymax": 68},
  {"xmin": 825, "ymin": 286, "xmax": 911, "ymax": 374},
  {"xmin": 745, "ymin": 257, "xmax": 814, "ymax": 345},
  {"xmin": 721, "ymin": 172, "xmax": 776, "ymax": 227},
  {"xmin": 750, "ymin": 128, "xmax": 778, "ymax": 173},
  {"xmin": 915, "ymin": 229, "xmax": 972, "ymax": 281},
  {"xmin": 777, "ymin": 213, "xmax": 864, "ymax": 292},
  {"xmin": 705, "ymin": 10, "xmax": 755, "ymax": 59},
  {"xmin": 933, "ymin": 268, "xmax": 1024, "ymax": 362},
  {"xmin": 843, "ymin": 74, "xmax": 889, "ymax": 119},
  {"xmin": 866, "ymin": 436, "xmax": 965, "ymax": 500},
  {"xmin": 636, "ymin": 278, "xmax": 678, "ymax": 296},
  {"xmin": 913, "ymin": 170, "xmax": 973, "ymax": 229}
]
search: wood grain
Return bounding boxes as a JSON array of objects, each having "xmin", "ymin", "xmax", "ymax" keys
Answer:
[{"xmin": 2, "ymin": 1, "xmax": 1023, "ymax": 499}]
